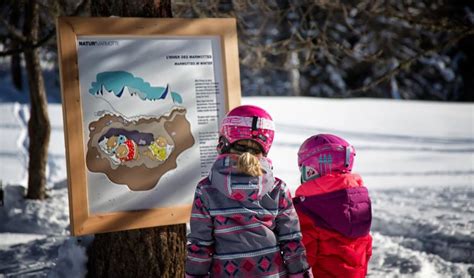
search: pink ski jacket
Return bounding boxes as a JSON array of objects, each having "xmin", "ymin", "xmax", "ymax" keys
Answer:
[{"xmin": 294, "ymin": 173, "xmax": 372, "ymax": 278}]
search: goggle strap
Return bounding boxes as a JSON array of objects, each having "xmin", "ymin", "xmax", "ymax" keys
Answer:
[
  {"xmin": 345, "ymin": 146, "xmax": 351, "ymax": 167},
  {"xmin": 251, "ymin": 116, "xmax": 258, "ymax": 131}
]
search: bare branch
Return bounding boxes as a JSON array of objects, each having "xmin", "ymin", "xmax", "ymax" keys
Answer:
[
  {"xmin": 0, "ymin": 0, "xmax": 89, "ymax": 57},
  {"xmin": 0, "ymin": 17, "xmax": 27, "ymax": 43},
  {"xmin": 347, "ymin": 28, "xmax": 474, "ymax": 94}
]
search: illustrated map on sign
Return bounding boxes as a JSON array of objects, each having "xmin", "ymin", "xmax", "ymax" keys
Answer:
[{"xmin": 85, "ymin": 71, "xmax": 195, "ymax": 191}]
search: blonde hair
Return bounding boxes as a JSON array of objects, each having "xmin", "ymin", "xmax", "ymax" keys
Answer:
[
  {"xmin": 230, "ymin": 140, "xmax": 263, "ymax": 177},
  {"xmin": 238, "ymin": 152, "xmax": 263, "ymax": 177}
]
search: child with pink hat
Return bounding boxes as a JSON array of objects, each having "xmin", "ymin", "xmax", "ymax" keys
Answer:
[
  {"xmin": 185, "ymin": 105, "xmax": 312, "ymax": 277},
  {"xmin": 294, "ymin": 134, "xmax": 372, "ymax": 278}
]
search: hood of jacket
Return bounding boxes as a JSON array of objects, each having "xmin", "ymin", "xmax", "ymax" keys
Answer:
[
  {"xmin": 295, "ymin": 173, "xmax": 364, "ymax": 197},
  {"xmin": 294, "ymin": 173, "xmax": 371, "ymax": 238},
  {"xmin": 209, "ymin": 154, "xmax": 275, "ymax": 201}
]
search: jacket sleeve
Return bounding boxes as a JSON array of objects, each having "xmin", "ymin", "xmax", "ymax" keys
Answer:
[
  {"xmin": 274, "ymin": 180, "xmax": 310, "ymax": 275},
  {"xmin": 185, "ymin": 183, "xmax": 214, "ymax": 277}
]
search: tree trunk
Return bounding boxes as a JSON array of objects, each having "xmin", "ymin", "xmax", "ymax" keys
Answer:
[
  {"xmin": 86, "ymin": 1, "xmax": 186, "ymax": 277},
  {"xmin": 11, "ymin": 51, "xmax": 23, "ymax": 91},
  {"xmin": 24, "ymin": 0, "xmax": 51, "ymax": 200},
  {"xmin": 288, "ymin": 51, "xmax": 301, "ymax": 96},
  {"xmin": 87, "ymin": 224, "xmax": 186, "ymax": 277},
  {"xmin": 10, "ymin": 0, "xmax": 23, "ymax": 91}
]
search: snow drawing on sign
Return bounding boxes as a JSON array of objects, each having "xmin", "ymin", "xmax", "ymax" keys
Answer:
[{"xmin": 85, "ymin": 71, "xmax": 194, "ymax": 191}]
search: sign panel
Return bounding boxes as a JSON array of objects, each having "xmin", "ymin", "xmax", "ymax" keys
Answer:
[{"xmin": 57, "ymin": 17, "xmax": 240, "ymax": 235}]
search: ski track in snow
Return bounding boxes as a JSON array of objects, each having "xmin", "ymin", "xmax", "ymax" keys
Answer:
[
  {"xmin": 0, "ymin": 184, "xmax": 71, "ymax": 277},
  {"xmin": 0, "ymin": 237, "xmax": 65, "ymax": 277},
  {"xmin": 370, "ymin": 187, "xmax": 474, "ymax": 277},
  {"xmin": 1, "ymin": 101, "xmax": 473, "ymax": 277}
]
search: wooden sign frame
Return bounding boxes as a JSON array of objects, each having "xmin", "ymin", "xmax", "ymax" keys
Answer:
[{"xmin": 56, "ymin": 17, "xmax": 240, "ymax": 236}]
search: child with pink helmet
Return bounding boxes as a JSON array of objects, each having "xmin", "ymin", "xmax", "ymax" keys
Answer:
[
  {"xmin": 293, "ymin": 134, "xmax": 372, "ymax": 278},
  {"xmin": 185, "ymin": 105, "xmax": 312, "ymax": 277}
]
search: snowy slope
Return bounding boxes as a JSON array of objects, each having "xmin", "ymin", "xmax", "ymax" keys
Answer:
[
  {"xmin": 0, "ymin": 97, "xmax": 473, "ymax": 277},
  {"xmin": 245, "ymin": 97, "xmax": 474, "ymax": 190}
]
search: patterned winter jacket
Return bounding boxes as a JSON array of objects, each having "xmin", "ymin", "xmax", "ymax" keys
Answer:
[
  {"xmin": 294, "ymin": 173, "xmax": 372, "ymax": 278},
  {"xmin": 185, "ymin": 154, "xmax": 310, "ymax": 277}
]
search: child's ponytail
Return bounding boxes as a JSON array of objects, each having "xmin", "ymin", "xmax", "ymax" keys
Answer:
[{"xmin": 237, "ymin": 152, "xmax": 263, "ymax": 177}]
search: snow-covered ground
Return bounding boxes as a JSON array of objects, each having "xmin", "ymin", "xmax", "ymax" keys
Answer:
[{"xmin": 0, "ymin": 97, "xmax": 473, "ymax": 277}]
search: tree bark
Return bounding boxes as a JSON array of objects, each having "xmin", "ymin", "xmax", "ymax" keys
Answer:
[
  {"xmin": 10, "ymin": 0, "xmax": 23, "ymax": 91},
  {"xmin": 87, "ymin": 224, "xmax": 186, "ymax": 277},
  {"xmin": 86, "ymin": 1, "xmax": 186, "ymax": 277},
  {"xmin": 288, "ymin": 51, "xmax": 301, "ymax": 96},
  {"xmin": 24, "ymin": 0, "xmax": 51, "ymax": 200}
]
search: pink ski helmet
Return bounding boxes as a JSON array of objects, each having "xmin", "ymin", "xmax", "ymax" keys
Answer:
[
  {"xmin": 218, "ymin": 105, "xmax": 275, "ymax": 155},
  {"xmin": 298, "ymin": 134, "xmax": 356, "ymax": 181}
]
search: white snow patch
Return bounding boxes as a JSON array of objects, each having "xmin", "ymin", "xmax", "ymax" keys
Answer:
[
  {"xmin": 0, "ymin": 233, "xmax": 47, "ymax": 248},
  {"xmin": 48, "ymin": 238, "xmax": 88, "ymax": 278}
]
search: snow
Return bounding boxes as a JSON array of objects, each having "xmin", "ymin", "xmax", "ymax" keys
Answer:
[
  {"xmin": 0, "ymin": 104, "xmax": 26, "ymax": 184},
  {"xmin": 0, "ymin": 233, "xmax": 46, "ymax": 247},
  {"xmin": 0, "ymin": 95, "xmax": 473, "ymax": 277},
  {"xmin": 250, "ymin": 97, "xmax": 474, "ymax": 190}
]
